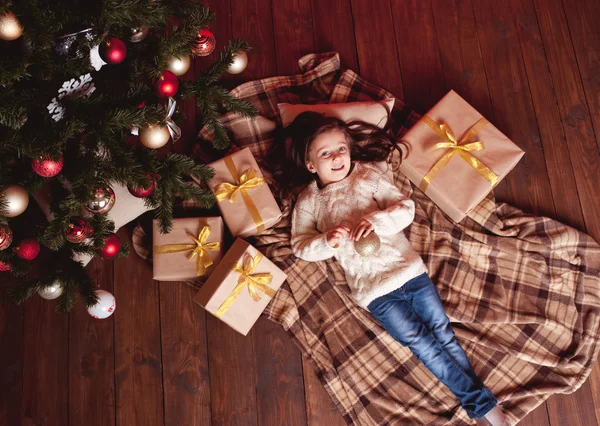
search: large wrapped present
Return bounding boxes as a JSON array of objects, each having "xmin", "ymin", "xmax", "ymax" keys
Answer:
[
  {"xmin": 153, "ymin": 217, "xmax": 224, "ymax": 281},
  {"xmin": 206, "ymin": 147, "xmax": 282, "ymax": 238},
  {"xmin": 399, "ymin": 90, "xmax": 525, "ymax": 222},
  {"xmin": 193, "ymin": 238, "xmax": 287, "ymax": 336}
]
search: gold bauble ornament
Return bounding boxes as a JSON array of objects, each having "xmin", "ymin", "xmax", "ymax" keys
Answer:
[
  {"xmin": 130, "ymin": 25, "xmax": 149, "ymax": 43},
  {"xmin": 1, "ymin": 184, "xmax": 29, "ymax": 217},
  {"xmin": 84, "ymin": 186, "xmax": 116, "ymax": 214},
  {"xmin": 38, "ymin": 281, "xmax": 64, "ymax": 300},
  {"xmin": 166, "ymin": 55, "xmax": 191, "ymax": 76},
  {"xmin": 353, "ymin": 232, "xmax": 381, "ymax": 257},
  {"xmin": 139, "ymin": 124, "xmax": 171, "ymax": 149},
  {"xmin": 227, "ymin": 51, "xmax": 248, "ymax": 75},
  {"xmin": 0, "ymin": 12, "xmax": 23, "ymax": 41}
]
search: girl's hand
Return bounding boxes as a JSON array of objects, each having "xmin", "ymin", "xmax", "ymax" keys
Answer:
[
  {"xmin": 351, "ymin": 219, "xmax": 374, "ymax": 241},
  {"xmin": 326, "ymin": 225, "xmax": 351, "ymax": 248}
]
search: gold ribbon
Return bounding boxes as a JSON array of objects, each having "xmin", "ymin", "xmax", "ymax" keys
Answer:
[
  {"xmin": 215, "ymin": 252, "xmax": 275, "ymax": 318},
  {"xmin": 418, "ymin": 116, "xmax": 498, "ymax": 193},
  {"xmin": 154, "ymin": 224, "xmax": 220, "ymax": 277},
  {"xmin": 214, "ymin": 156, "xmax": 266, "ymax": 233}
]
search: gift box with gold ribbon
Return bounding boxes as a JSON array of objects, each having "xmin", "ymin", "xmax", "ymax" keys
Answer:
[
  {"xmin": 206, "ymin": 147, "xmax": 282, "ymax": 238},
  {"xmin": 152, "ymin": 217, "xmax": 224, "ymax": 281},
  {"xmin": 193, "ymin": 238, "xmax": 287, "ymax": 336},
  {"xmin": 399, "ymin": 90, "xmax": 525, "ymax": 222}
]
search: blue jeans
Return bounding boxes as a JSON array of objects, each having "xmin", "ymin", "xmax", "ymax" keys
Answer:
[{"xmin": 367, "ymin": 273, "xmax": 497, "ymax": 419}]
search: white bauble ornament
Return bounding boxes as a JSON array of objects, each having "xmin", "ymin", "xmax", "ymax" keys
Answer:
[
  {"xmin": 227, "ymin": 51, "xmax": 248, "ymax": 75},
  {"xmin": 1, "ymin": 184, "xmax": 29, "ymax": 217},
  {"xmin": 87, "ymin": 290, "xmax": 116, "ymax": 319},
  {"xmin": 38, "ymin": 281, "xmax": 64, "ymax": 300}
]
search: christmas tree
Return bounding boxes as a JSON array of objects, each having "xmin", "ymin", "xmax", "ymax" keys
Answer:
[{"xmin": 0, "ymin": 1, "xmax": 257, "ymax": 312}]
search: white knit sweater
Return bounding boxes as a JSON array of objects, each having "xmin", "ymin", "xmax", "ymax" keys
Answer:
[{"xmin": 291, "ymin": 162, "xmax": 428, "ymax": 308}]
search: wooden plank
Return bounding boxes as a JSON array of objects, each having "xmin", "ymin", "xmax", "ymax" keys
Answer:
[
  {"xmin": 206, "ymin": 315, "xmax": 259, "ymax": 425},
  {"xmin": 390, "ymin": 0, "xmax": 446, "ymax": 113},
  {"xmin": 0, "ymin": 276, "xmax": 24, "ymax": 426},
  {"xmin": 21, "ymin": 288, "xmax": 69, "ymax": 426},
  {"xmin": 561, "ymin": 0, "xmax": 600, "ymax": 152},
  {"xmin": 113, "ymin": 227, "xmax": 164, "ymax": 426},
  {"xmin": 272, "ymin": 0, "xmax": 315, "ymax": 76},
  {"xmin": 311, "ymin": 0, "xmax": 359, "ymax": 72},
  {"xmin": 160, "ymin": 283, "xmax": 211, "ymax": 426},
  {"xmin": 253, "ymin": 317, "xmax": 308, "ymax": 426},
  {"xmin": 509, "ymin": 0, "xmax": 586, "ymax": 229},
  {"xmin": 302, "ymin": 358, "xmax": 346, "ymax": 426},
  {"xmin": 69, "ymin": 258, "xmax": 116, "ymax": 426},
  {"xmin": 471, "ymin": 0, "xmax": 555, "ymax": 217},
  {"xmin": 531, "ymin": 0, "xmax": 600, "ymax": 239},
  {"xmin": 350, "ymin": 0, "xmax": 404, "ymax": 100}
]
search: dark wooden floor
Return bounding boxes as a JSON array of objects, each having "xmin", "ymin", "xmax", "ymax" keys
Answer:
[{"xmin": 2, "ymin": 0, "xmax": 600, "ymax": 425}]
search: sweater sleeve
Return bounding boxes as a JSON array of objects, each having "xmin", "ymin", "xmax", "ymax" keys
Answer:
[
  {"xmin": 291, "ymin": 201, "xmax": 337, "ymax": 262},
  {"xmin": 363, "ymin": 172, "xmax": 415, "ymax": 235}
]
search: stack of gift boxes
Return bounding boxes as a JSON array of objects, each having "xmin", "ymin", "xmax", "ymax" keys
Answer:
[
  {"xmin": 153, "ymin": 90, "xmax": 525, "ymax": 336},
  {"xmin": 152, "ymin": 147, "xmax": 285, "ymax": 336}
]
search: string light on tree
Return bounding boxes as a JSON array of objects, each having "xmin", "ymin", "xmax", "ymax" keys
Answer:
[
  {"xmin": 84, "ymin": 186, "xmax": 116, "ymax": 214},
  {"xmin": 38, "ymin": 281, "xmax": 64, "ymax": 300},
  {"xmin": 166, "ymin": 55, "xmax": 191, "ymax": 76},
  {"xmin": 0, "ymin": 225, "xmax": 13, "ymax": 250},
  {"xmin": 15, "ymin": 237, "xmax": 41, "ymax": 261},
  {"xmin": 31, "ymin": 155, "xmax": 64, "ymax": 177},
  {"xmin": 99, "ymin": 37, "xmax": 127, "ymax": 64},
  {"xmin": 0, "ymin": 11, "xmax": 23, "ymax": 41},
  {"xmin": 1, "ymin": 184, "xmax": 29, "ymax": 217},
  {"xmin": 191, "ymin": 28, "xmax": 215, "ymax": 56},
  {"xmin": 139, "ymin": 124, "xmax": 171, "ymax": 149},
  {"xmin": 129, "ymin": 25, "xmax": 149, "ymax": 43},
  {"xmin": 97, "ymin": 233, "xmax": 122, "ymax": 259},
  {"xmin": 227, "ymin": 51, "xmax": 248, "ymax": 75}
]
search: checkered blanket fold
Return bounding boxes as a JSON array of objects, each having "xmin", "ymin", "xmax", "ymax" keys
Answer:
[{"xmin": 197, "ymin": 52, "xmax": 600, "ymax": 425}]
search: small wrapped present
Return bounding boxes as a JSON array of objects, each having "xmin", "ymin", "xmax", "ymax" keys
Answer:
[
  {"xmin": 399, "ymin": 90, "xmax": 525, "ymax": 222},
  {"xmin": 193, "ymin": 238, "xmax": 287, "ymax": 336},
  {"xmin": 206, "ymin": 147, "xmax": 282, "ymax": 238},
  {"xmin": 153, "ymin": 217, "xmax": 224, "ymax": 281}
]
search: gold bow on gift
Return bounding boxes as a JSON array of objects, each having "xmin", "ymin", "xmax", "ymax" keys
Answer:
[
  {"xmin": 418, "ymin": 116, "xmax": 498, "ymax": 193},
  {"xmin": 214, "ymin": 155, "xmax": 266, "ymax": 233},
  {"xmin": 154, "ymin": 225, "xmax": 220, "ymax": 277},
  {"xmin": 215, "ymin": 252, "xmax": 275, "ymax": 318}
]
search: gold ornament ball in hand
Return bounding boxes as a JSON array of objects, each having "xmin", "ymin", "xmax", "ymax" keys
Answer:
[
  {"xmin": 354, "ymin": 232, "xmax": 381, "ymax": 256},
  {"xmin": 0, "ymin": 12, "xmax": 23, "ymax": 41},
  {"xmin": 139, "ymin": 124, "xmax": 171, "ymax": 149},
  {"xmin": 1, "ymin": 184, "xmax": 29, "ymax": 217}
]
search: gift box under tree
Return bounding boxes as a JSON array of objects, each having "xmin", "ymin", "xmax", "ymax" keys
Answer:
[
  {"xmin": 153, "ymin": 217, "xmax": 224, "ymax": 281},
  {"xmin": 399, "ymin": 90, "xmax": 525, "ymax": 222},
  {"xmin": 194, "ymin": 238, "xmax": 287, "ymax": 336},
  {"xmin": 203, "ymin": 147, "xmax": 282, "ymax": 238}
]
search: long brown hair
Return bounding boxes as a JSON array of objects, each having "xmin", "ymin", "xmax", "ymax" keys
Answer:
[{"xmin": 270, "ymin": 111, "xmax": 405, "ymax": 209}]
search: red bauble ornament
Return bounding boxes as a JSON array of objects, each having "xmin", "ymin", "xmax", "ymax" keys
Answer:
[
  {"xmin": 155, "ymin": 70, "xmax": 179, "ymax": 98},
  {"xmin": 32, "ymin": 155, "xmax": 64, "ymax": 177},
  {"xmin": 0, "ymin": 261, "xmax": 10, "ymax": 272},
  {"xmin": 99, "ymin": 37, "xmax": 127, "ymax": 65},
  {"xmin": 15, "ymin": 237, "xmax": 41, "ymax": 261},
  {"xmin": 65, "ymin": 217, "xmax": 93, "ymax": 243},
  {"xmin": 97, "ymin": 233, "xmax": 122, "ymax": 259},
  {"xmin": 128, "ymin": 173, "xmax": 156, "ymax": 198},
  {"xmin": 0, "ymin": 225, "xmax": 13, "ymax": 250}
]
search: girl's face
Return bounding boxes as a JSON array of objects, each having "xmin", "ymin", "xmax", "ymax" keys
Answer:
[{"xmin": 306, "ymin": 129, "xmax": 351, "ymax": 186}]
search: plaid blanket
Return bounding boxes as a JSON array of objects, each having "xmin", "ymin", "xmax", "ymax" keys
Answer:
[{"xmin": 197, "ymin": 53, "xmax": 600, "ymax": 425}]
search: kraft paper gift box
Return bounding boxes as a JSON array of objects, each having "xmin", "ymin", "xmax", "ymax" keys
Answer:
[
  {"xmin": 399, "ymin": 90, "xmax": 525, "ymax": 222},
  {"xmin": 206, "ymin": 147, "xmax": 282, "ymax": 238},
  {"xmin": 193, "ymin": 238, "xmax": 287, "ymax": 336},
  {"xmin": 153, "ymin": 217, "xmax": 224, "ymax": 281}
]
